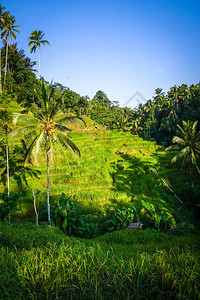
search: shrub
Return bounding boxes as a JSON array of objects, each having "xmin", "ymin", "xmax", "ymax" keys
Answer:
[
  {"xmin": 141, "ymin": 200, "xmax": 176, "ymax": 232},
  {"xmin": 0, "ymin": 190, "xmax": 21, "ymax": 221},
  {"xmin": 103, "ymin": 204, "xmax": 140, "ymax": 232}
]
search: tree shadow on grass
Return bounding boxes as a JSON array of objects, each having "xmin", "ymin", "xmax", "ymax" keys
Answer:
[
  {"xmin": 110, "ymin": 151, "xmax": 160, "ymax": 198},
  {"xmin": 154, "ymin": 147, "xmax": 200, "ymax": 193}
]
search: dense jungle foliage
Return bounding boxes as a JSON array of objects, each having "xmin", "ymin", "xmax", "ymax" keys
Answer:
[{"xmin": 0, "ymin": 4, "xmax": 200, "ymax": 300}]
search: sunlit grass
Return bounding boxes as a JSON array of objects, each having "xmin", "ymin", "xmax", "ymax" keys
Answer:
[
  {"xmin": 1, "ymin": 129, "xmax": 195, "ymax": 218},
  {"xmin": 0, "ymin": 222, "xmax": 199, "ymax": 299}
]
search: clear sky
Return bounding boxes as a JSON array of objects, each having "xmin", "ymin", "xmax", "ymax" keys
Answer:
[{"xmin": 4, "ymin": 0, "xmax": 200, "ymax": 106}]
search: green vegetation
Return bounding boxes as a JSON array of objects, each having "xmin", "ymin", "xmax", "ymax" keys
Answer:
[
  {"xmin": 0, "ymin": 222, "xmax": 199, "ymax": 299},
  {"xmin": 166, "ymin": 120, "xmax": 200, "ymax": 174},
  {"xmin": 28, "ymin": 30, "xmax": 49, "ymax": 79},
  {"xmin": 0, "ymin": 3, "xmax": 200, "ymax": 300}
]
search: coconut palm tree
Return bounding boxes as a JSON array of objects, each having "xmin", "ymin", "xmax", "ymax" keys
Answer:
[
  {"xmin": 0, "ymin": 4, "xmax": 9, "ymax": 93},
  {"xmin": 0, "ymin": 110, "xmax": 13, "ymax": 197},
  {"xmin": 10, "ymin": 81, "xmax": 84, "ymax": 222},
  {"xmin": 28, "ymin": 30, "xmax": 50, "ymax": 79},
  {"xmin": 166, "ymin": 120, "xmax": 200, "ymax": 174},
  {"xmin": 1, "ymin": 12, "xmax": 20, "ymax": 84}
]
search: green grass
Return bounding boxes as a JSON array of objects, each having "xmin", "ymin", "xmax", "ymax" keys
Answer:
[
  {"xmin": 1, "ymin": 119, "xmax": 199, "ymax": 298},
  {"xmin": 0, "ymin": 221, "xmax": 199, "ymax": 299},
  {"xmin": 1, "ymin": 125, "xmax": 199, "ymax": 228}
]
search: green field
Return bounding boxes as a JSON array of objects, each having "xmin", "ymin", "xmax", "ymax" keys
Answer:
[
  {"xmin": 0, "ymin": 222, "xmax": 199, "ymax": 299},
  {"xmin": 4, "ymin": 122, "xmax": 194, "ymax": 221},
  {"xmin": 1, "ymin": 121, "xmax": 199, "ymax": 299}
]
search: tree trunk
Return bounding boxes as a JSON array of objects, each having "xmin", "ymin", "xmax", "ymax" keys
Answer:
[
  {"xmin": 6, "ymin": 133, "xmax": 9, "ymax": 197},
  {"xmin": 0, "ymin": 29, "xmax": 2, "ymax": 94},
  {"xmin": 32, "ymin": 188, "xmax": 39, "ymax": 225},
  {"xmin": 46, "ymin": 150, "xmax": 50, "ymax": 222},
  {"xmin": 38, "ymin": 46, "xmax": 40, "ymax": 79},
  {"xmin": 6, "ymin": 132, "xmax": 10, "ymax": 222},
  {"xmin": 4, "ymin": 35, "xmax": 9, "ymax": 85}
]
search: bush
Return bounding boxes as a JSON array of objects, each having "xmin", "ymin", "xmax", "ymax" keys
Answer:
[
  {"xmin": 0, "ymin": 190, "xmax": 22, "ymax": 221},
  {"xmin": 103, "ymin": 204, "xmax": 140, "ymax": 232}
]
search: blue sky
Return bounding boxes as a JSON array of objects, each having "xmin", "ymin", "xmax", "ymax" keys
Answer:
[{"xmin": 5, "ymin": 0, "xmax": 200, "ymax": 106}]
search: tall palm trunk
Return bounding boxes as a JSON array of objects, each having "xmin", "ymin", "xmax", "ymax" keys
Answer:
[
  {"xmin": 6, "ymin": 132, "xmax": 9, "ymax": 196},
  {"xmin": 0, "ymin": 31, "xmax": 2, "ymax": 93},
  {"xmin": 38, "ymin": 46, "xmax": 40, "ymax": 79},
  {"xmin": 46, "ymin": 149, "xmax": 50, "ymax": 222},
  {"xmin": 4, "ymin": 34, "xmax": 9, "ymax": 84},
  {"xmin": 6, "ymin": 131, "xmax": 10, "ymax": 222}
]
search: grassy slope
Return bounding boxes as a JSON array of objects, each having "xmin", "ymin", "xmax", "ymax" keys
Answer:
[
  {"xmin": 1, "ymin": 116, "xmax": 197, "ymax": 219},
  {"xmin": 0, "ymin": 114, "xmax": 200, "ymax": 299}
]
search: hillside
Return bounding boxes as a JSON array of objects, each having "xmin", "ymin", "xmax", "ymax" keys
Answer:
[{"xmin": 3, "ymin": 118, "xmax": 193, "ymax": 220}]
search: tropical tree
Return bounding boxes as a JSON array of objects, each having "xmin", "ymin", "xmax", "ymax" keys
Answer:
[
  {"xmin": 10, "ymin": 82, "xmax": 84, "ymax": 222},
  {"xmin": 1, "ymin": 12, "xmax": 20, "ymax": 84},
  {"xmin": 0, "ymin": 110, "xmax": 12, "ymax": 197},
  {"xmin": 0, "ymin": 138, "xmax": 40, "ymax": 191},
  {"xmin": 166, "ymin": 120, "xmax": 200, "ymax": 174},
  {"xmin": 28, "ymin": 30, "xmax": 50, "ymax": 79},
  {"xmin": 0, "ymin": 4, "xmax": 9, "ymax": 93},
  {"xmin": 132, "ymin": 118, "xmax": 142, "ymax": 135},
  {"xmin": 153, "ymin": 88, "xmax": 164, "ymax": 105}
]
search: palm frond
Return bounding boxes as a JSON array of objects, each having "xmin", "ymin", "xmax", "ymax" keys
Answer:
[
  {"xmin": 172, "ymin": 136, "xmax": 186, "ymax": 146},
  {"xmin": 29, "ymin": 105, "xmax": 44, "ymax": 121},
  {"xmin": 25, "ymin": 132, "xmax": 44, "ymax": 165},
  {"xmin": 41, "ymin": 40, "xmax": 50, "ymax": 46},
  {"xmin": 8, "ymin": 126, "xmax": 37, "ymax": 141},
  {"xmin": 57, "ymin": 115, "xmax": 86, "ymax": 126},
  {"xmin": 178, "ymin": 147, "xmax": 190, "ymax": 158},
  {"xmin": 55, "ymin": 130, "xmax": 80, "ymax": 156},
  {"xmin": 165, "ymin": 144, "xmax": 181, "ymax": 151},
  {"xmin": 49, "ymin": 100, "xmax": 60, "ymax": 120},
  {"xmin": 55, "ymin": 124, "xmax": 72, "ymax": 132},
  {"xmin": 177, "ymin": 124, "xmax": 185, "ymax": 135},
  {"xmin": 31, "ymin": 131, "xmax": 47, "ymax": 163},
  {"xmin": 171, "ymin": 154, "xmax": 180, "ymax": 164},
  {"xmin": 13, "ymin": 113, "xmax": 39, "ymax": 126}
]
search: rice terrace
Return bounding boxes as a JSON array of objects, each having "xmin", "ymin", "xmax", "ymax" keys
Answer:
[{"xmin": 0, "ymin": 1, "xmax": 200, "ymax": 299}]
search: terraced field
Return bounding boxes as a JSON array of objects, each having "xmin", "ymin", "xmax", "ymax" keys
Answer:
[
  {"xmin": 3, "ymin": 123, "xmax": 188, "ymax": 216},
  {"xmin": 2, "ymin": 111, "xmax": 197, "ymax": 218}
]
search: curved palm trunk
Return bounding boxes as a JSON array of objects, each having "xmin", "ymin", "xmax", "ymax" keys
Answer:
[
  {"xmin": 4, "ymin": 34, "xmax": 9, "ymax": 84},
  {"xmin": 46, "ymin": 149, "xmax": 50, "ymax": 222}
]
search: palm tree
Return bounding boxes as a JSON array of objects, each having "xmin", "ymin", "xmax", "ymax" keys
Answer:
[
  {"xmin": 10, "ymin": 82, "xmax": 84, "ymax": 222},
  {"xmin": 0, "ymin": 4, "xmax": 8, "ymax": 93},
  {"xmin": 28, "ymin": 30, "xmax": 50, "ymax": 79},
  {"xmin": 0, "ymin": 138, "xmax": 40, "ymax": 192},
  {"xmin": 166, "ymin": 120, "xmax": 200, "ymax": 174},
  {"xmin": 154, "ymin": 88, "xmax": 164, "ymax": 105},
  {"xmin": 0, "ymin": 110, "xmax": 13, "ymax": 197},
  {"xmin": 1, "ymin": 12, "xmax": 21, "ymax": 84}
]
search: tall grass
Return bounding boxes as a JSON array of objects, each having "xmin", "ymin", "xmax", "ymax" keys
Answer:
[
  {"xmin": 0, "ymin": 222, "xmax": 199, "ymax": 299},
  {"xmin": 0, "ymin": 243, "xmax": 199, "ymax": 299}
]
